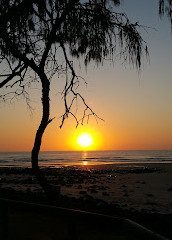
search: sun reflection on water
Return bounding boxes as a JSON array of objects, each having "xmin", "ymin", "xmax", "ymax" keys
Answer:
[
  {"xmin": 82, "ymin": 152, "xmax": 88, "ymax": 165},
  {"xmin": 82, "ymin": 151, "xmax": 87, "ymax": 159}
]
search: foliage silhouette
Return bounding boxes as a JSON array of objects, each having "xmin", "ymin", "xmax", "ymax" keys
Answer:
[{"xmin": 159, "ymin": 0, "xmax": 172, "ymax": 31}]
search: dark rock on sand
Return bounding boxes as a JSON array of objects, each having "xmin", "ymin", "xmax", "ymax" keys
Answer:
[
  {"xmin": 88, "ymin": 188, "xmax": 98, "ymax": 194},
  {"xmin": 146, "ymin": 193, "xmax": 154, "ymax": 197},
  {"xmin": 123, "ymin": 193, "xmax": 129, "ymax": 197},
  {"xmin": 79, "ymin": 191, "xmax": 87, "ymax": 195},
  {"xmin": 102, "ymin": 191, "xmax": 109, "ymax": 196}
]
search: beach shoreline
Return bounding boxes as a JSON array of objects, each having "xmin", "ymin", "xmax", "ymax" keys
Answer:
[
  {"xmin": 0, "ymin": 163, "xmax": 172, "ymax": 238},
  {"xmin": 0, "ymin": 163, "xmax": 172, "ymax": 213}
]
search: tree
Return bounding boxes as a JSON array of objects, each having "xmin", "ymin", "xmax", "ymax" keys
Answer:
[{"xmin": 0, "ymin": 0, "xmax": 148, "ymax": 201}]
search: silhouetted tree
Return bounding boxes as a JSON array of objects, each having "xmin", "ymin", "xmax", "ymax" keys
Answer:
[{"xmin": 0, "ymin": 0, "xmax": 148, "ymax": 201}]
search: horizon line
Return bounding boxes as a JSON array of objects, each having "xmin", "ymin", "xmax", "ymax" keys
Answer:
[{"xmin": 0, "ymin": 149, "xmax": 172, "ymax": 153}]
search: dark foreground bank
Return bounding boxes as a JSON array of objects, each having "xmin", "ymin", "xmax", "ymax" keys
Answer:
[{"xmin": 0, "ymin": 197, "xmax": 168, "ymax": 240}]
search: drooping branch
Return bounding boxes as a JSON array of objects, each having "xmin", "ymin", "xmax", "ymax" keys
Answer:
[
  {"xmin": 159, "ymin": 0, "xmax": 172, "ymax": 32},
  {"xmin": 60, "ymin": 43, "xmax": 104, "ymax": 128}
]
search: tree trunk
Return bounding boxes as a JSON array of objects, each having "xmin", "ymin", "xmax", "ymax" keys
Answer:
[{"xmin": 31, "ymin": 72, "xmax": 60, "ymax": 203}]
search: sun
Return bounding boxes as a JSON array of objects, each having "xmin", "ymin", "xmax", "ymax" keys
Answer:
[{"xmin": 77, "ymin": 133, "xmax": 93, "ymax": 148}]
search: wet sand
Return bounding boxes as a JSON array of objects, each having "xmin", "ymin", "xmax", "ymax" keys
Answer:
[
  {"xmin": 0, "ymin": 163, "xmax": 171, "ymax": 213},
  {"xmin": 0, "ymin": 163, "xmax": 172, "ymax": 238}
]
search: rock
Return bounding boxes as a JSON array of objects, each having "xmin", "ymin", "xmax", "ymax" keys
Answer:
[
  {"xmin": 79, "ymin": 191, "xmax": 87, "ymax": 195},
  {"xmin": 102, "ymin": 191, "xmax": 109, "ymax": 196},
  {"xmin": 89, "ymin": 189, "xmax": 98, "ymax": 194},
  {"xmin": 123, "ymin": 193, "xmax": 129, "ymax": 197}
]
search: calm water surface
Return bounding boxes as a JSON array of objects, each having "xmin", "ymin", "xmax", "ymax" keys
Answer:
[{"xmin": 0, "ymin": 150, "xmax": 172, "ymax": 168}]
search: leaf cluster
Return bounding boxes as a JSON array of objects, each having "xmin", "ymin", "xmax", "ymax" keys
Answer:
[
  {"xmin": 159, "ymin": 0, "xmax": 172, "ymax": 31},
  {"xmin": 0, "ymin": 0, "xmax": 148, "ymax": 68}
]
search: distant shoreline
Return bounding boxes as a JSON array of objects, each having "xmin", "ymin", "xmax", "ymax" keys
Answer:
[{"xmin": 1, "ymin": 149, "xmax": 172, "ymax": 152}]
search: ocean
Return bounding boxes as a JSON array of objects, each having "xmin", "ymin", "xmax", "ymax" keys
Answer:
[{"xmin": 0, "ymin": 150, "xmax": 172, "ymax": 168}]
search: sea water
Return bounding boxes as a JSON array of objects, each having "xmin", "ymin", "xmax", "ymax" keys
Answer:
[{"xmin": 0, "ymin": 150, "xmax": 172, "ymax": 168}]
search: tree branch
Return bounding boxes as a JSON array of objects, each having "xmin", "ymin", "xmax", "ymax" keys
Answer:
[
  {"xmin": 0, "ymin": 65, "xmax": 26, "ymax": 88},
  {"xmin": 0, "ymin": 29, "xmax": 39, "ymax": 74},
  {"xmin": 39, "ymin": 0, "xmax": 78, "ymax": 70},
  {"xmin": 60, "ymin": 43, "xmax": 104, "ymax": 128}
]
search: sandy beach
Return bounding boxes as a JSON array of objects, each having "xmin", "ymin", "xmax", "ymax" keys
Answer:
[
  {"xmin": 0, "ymin": 163, "xmax": 172, "ymax": 238},
  {"xmin": 0, "ymin": 163, "xmax": 172, "ymax": 213}
]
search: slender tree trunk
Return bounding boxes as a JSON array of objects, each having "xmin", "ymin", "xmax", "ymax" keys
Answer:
[{"xmin": 31, "ymin": 72, "xmax": 59, "ymax": 203}]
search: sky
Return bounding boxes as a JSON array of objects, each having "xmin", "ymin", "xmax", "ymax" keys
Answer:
[{"xmin": 0, "ymin": 0, "xmax": 172, "ymax": 152}]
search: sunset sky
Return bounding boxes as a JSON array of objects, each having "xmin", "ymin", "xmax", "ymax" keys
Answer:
[{"xmin": 0, "ymin": 0, "xmax": 172, "ymax": 152}]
